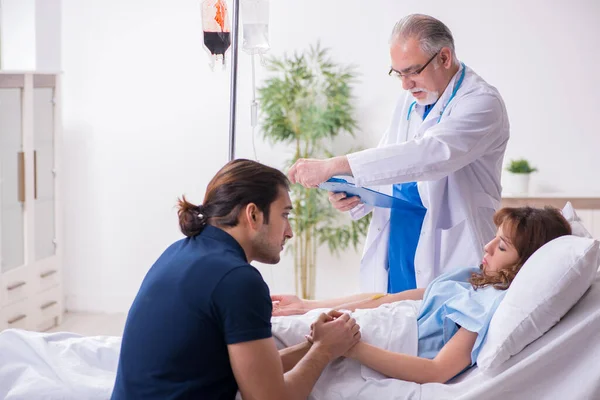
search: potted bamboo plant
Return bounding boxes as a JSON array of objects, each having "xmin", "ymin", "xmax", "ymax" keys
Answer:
[{"xmin": 258, "ymin": 43, "xmax": 370, "ymax": 299}]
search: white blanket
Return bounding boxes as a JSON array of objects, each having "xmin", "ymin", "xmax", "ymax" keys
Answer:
[
  {"xmin": 0, "ymin": 330, "xmax": 120, "ymax": 400},
  {"xmin": 2, "ymin": 275, "xmax": 600, "ymax": 399},
  {"xmin": 270, "ymin": 300, "xmax": 423, "ymax": 400}
]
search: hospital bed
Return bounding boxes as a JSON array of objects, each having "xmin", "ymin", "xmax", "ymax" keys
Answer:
[{"xmin": 1, "ymin": 271, "xmax": 599, "ymax": 400}]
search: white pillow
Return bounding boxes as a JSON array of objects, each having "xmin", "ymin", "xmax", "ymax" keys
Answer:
[
  {"xmin": 562, "ymin": 201, "xmax": 593, "ymax": 238},
  {"xmin": 477, "ymin": 235, "xmax": 600, "ymax": 371}
]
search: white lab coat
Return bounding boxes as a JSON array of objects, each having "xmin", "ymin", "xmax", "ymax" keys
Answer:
[{"xmin": 347, "ymin": 65, "xmax": 509, "ymax": 292}]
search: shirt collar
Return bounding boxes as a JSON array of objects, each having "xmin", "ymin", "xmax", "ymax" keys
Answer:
[{"xmin": 199, "ymin": 224, "xmax": 248, "ymax": 262}]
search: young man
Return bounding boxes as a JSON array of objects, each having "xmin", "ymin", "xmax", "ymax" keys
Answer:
[{"xmin": 111, "ymin": 159, "xmax": 360, "ymax": 400}]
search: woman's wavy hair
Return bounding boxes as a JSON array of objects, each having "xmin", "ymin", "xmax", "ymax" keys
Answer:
[
  {"xmin": 176, "ymin": 159, "xmax": 289, "ymax": 237},
  {"xmin": 470, "ymin": 206, "xmax": 571, "ymax": 290}
]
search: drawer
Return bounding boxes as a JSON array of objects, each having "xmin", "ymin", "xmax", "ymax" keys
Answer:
[
  {"xmin": 32, "ymin": 285, "xmax": 63, "ymax": 332},
  {"xmin": 37, "ymin": 266, "xmax": 61, "ymax": 292},
  {"xmin": 34, "ymin": 257, "xmax": 62, "ymax": 293},
  {"xmin": 2, "ymin": 265, "xmax": 37, "ymax": 307},
  {"xmin": 0, "ymin": 298, "xmax": 32, "ymax": 331}
]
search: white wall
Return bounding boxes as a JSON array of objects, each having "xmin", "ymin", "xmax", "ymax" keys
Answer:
[
  {"xmin": 1, "ymin": 0, "xmax": 36, "ymax": 69},
  {"xmin": 61, "ymin": 0, "xmax": 600, "ymax": 313},
  {"xmin": 0, "ymin": 0, "xmax": 61, "ymax": 70}
]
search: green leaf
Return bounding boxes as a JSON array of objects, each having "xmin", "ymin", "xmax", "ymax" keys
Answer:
[{"xmin": 506, "ymin": 159, "xmax": 537, "ymax": 173}]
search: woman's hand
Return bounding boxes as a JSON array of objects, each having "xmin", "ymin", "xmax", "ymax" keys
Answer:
[
  {"xmin": 271, "ymin": 294, "xmax": 307, "ymax": 316},
  {"xmin": 344, "ymin": 340, "xmax": 362, "ymax": 359}
]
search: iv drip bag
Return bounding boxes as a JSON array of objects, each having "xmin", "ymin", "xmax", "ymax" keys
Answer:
[
  {"xmin": 201, "ymin": 0, "xmax": 231, "ymax": 69},
  {"xmin": 241, "ymin": 0, "xmax": 270, "ymax": 55}
]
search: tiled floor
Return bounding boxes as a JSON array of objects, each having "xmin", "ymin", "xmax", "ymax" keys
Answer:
[{"xmin": 48, "ymin": 312, "xmax": 127, "ymax": 336}]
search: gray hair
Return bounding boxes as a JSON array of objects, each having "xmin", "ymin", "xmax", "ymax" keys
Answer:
[{"xmin": 390, "ymin": 14, "xmax": 457, "ymax": 62}]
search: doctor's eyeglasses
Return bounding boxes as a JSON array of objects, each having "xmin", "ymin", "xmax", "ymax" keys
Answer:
[{"xmin": 389, "ymin": 52, "xmax": 438, "ymax": 79}]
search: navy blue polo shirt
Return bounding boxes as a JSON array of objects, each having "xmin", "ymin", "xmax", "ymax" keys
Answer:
[{"xmin": 111, "ymin": 225, "xmax": 272, "ymax": 400}]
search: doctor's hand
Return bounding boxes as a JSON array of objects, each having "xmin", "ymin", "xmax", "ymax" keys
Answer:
[
  {"xmin": 328, "ymin": 191, "xmax": 361, "ymax": 212},
  {"xmin": 271, "ymin": 294, "xmax": 307, "ymax": 316},
  {"xmin": 288, "ymin": 158, "xmax": 333, "ymax": 188},
  {"xmin": 288, "ymin": 156, "xmax": 351, "ymax": 188}
]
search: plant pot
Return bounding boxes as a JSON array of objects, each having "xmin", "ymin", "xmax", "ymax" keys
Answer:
[{"xmin": 503, "ymin": 172, "xmax": 530, "ymax": 195}]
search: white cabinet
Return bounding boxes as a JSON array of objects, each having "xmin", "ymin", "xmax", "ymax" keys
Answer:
[
  {"xmin": 0, "ymin": 72, "xmax": 63, "ymax": 332},
  {"xmin": 0, "ymin": 87, "xmax": 24, "ymax": 271}
]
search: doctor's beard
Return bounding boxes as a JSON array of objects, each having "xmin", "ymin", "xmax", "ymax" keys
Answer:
[{"xmin": 410, "ymin": 88, "xmax": 440, "ymax": 106}]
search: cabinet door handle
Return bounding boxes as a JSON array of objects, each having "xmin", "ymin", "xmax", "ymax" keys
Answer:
[
  {"xmin": 40, "ymin": 270, "xmax": 57, "ymax": 279},
  {"xmin": 18, "ymin": 151, "xmax": 25, "ymax": 202},
  {"xmin": 7, "ymin": 281, "xmax": 26, "ymax": 291},
  {"xmin": 41, "ymin": 301, "xmax": 58, "ymax": 310},
  {"xmin": 7, "ymin": 314, "xmax": 26, "ymax": 324}
]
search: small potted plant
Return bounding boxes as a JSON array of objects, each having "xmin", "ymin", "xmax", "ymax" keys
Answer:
[{"xmin": 503, "ymin": 159, "xmax": 537, "ymax": 195}]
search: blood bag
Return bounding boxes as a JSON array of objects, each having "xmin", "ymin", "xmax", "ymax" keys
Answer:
[
  {"xmin": 201, "ymin": 0, "xmax": 232, "ymax": 69},
  {"xmin": 241, "ymin": 0, "xmax": 270, "ymax": 55}
]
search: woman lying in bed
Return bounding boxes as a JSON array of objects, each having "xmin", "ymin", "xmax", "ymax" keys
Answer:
[{"xmin": 271, "ymin": 206, "xmax": 571, "ymax": 384}]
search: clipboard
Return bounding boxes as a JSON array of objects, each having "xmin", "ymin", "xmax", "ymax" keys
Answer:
[{"xmin": 318, "ymin": 177, "xmax": 411, "ymax": 209}]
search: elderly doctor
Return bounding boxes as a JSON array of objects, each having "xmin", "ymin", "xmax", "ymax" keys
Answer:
[{"xmin": 286, "ymin": 14, "xmax": 510, "ymax": 294}]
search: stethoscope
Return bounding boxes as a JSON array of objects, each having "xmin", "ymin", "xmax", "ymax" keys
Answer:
[{"xmin": 406, "ymin": 62, "xmax": 467, "ymax": 128}]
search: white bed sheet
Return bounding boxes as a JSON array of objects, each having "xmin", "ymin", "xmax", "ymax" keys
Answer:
[
  {"xmin": 1, "ymin": 274, "xmax": 599, "ymax": 400},
  {"xmin": 0, "ymin": 331, "xmax": 119, "ymax": 399}
]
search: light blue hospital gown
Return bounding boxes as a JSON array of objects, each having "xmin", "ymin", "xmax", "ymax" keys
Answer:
[{"xmin": 417, "ymin": 266, "xmax": 507, "ymax": 365}]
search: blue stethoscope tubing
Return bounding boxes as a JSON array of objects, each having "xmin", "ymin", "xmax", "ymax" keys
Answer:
[{"xmin": 406, "ymin": 62, "xmax": 466, "ymax": 123}]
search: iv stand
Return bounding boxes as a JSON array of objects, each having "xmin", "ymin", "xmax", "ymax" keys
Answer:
[{"xmin": 228, "ymin": 0, "xmax": 240, "ymax": 161}]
